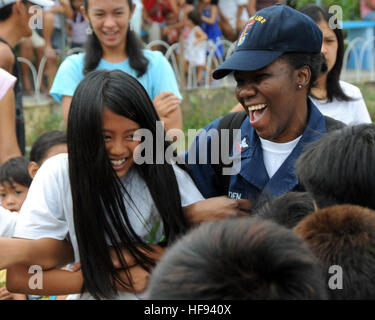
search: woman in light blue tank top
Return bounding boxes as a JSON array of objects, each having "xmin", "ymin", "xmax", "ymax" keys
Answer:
[{"xmin": 50, "ymin": 0, "xmax": 183, "ymax": 134}]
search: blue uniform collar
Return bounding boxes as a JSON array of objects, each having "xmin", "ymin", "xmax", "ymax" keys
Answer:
[{"xmin": 231, "ymin": 99, "xmax": 326, "ymax": 200}]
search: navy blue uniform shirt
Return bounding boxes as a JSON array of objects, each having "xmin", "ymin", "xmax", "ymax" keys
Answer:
[{"xmin": 185, "ymin": 99, "xmax": 327, "ymax": 205}]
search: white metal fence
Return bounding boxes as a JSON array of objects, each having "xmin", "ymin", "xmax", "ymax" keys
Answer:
[
  {"xmin": 342, "ymin": 36, "xmax": 375, "ymax": 83},
  {"xmin": 17, "ymin": 36, "xmax": 375, "ymax": 99}
]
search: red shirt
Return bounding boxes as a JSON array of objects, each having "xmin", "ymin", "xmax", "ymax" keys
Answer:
[{"xmin": 143, "ymin": 0, "xmax": 172, "ymax": 23}]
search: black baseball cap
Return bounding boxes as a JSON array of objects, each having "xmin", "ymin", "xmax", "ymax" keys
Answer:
[{"xmin": 212, "ymin": 4, "xmax": 323, "ymax": 79}]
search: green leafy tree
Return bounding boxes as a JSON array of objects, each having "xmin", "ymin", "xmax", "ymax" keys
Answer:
[{"xmin": 287, "ymin": 0, "xmax": 360, "ymax": 20}]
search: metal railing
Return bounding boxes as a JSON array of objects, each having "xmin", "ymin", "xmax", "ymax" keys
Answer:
[
  {"xmin": 18, "ymin": 35, "xmax": 375, "ymax": 98},
  {"xmin": 342, "ymin": 36, "xmax": 375, "ymax": 83}
]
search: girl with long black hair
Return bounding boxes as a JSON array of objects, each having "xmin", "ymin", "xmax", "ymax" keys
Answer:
[
  {"xmin": 4, "ymin": 70, "xmax": 203, "ymax": 300},
  {"xmin": 50, "ymin": 0, "xmax": 183, "ymax": 134},
  {"xmin": 300, "ymin": 4, "xmax": 372, "ymax": 125}
]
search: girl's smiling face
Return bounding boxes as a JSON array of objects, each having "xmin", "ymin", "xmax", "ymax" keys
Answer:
[
  {"xmin": 234, "ymin": 58, "xmax": 308, "ymax": 143},
  {"xmin": 101, "ymin": 107, "xmax": 140, "ymax": 178},
  {"xmin": 84, "ymin": 0, "xmax": 134, "ymax": 53},
  {"xmin": 0, "ymin": 181, "xmax": 29, "ymax": 212}
]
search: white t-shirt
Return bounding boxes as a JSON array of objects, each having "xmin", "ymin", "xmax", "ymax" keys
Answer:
[
  {"xmin": 0, "ymin": 68, "xmax": 16, "ymax": 100},
  {"xmin": 310, "ymin": 81, "xmax": 372, "ymax": 125},
  {"xmin": 67, "ymin": 13, "xmax": 89, "ymax": 44},
  {"xmin": 0, "ymin": 206, "xmax": 18, "ymax": 237},
  {"xmin": 14, "ymin": 153, "xmax": 204, "ymax": 299},
  {"xmin": 218, "ymin": 0, "xmax": 249, "ymax": 31},
  {"xmin": 259, "ymin": 136, "xmax": 302, "ymax": 179},
  {"xmin": 184, "ymin": 26, "xmax": 207, "ymax": 67},
  {"xmin": 131, "ymin": 0, "xmax": 143, "ymax": 36}
]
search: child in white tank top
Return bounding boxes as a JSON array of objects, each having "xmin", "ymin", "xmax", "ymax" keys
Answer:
[{"xmin": 184, "ymin": 10, "xmax": 208, "ymax": 84}]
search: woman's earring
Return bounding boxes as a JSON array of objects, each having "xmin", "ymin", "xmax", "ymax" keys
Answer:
[
  {"xmin": 297, "ymin": 84, "xmax": 302, "ymax": 89},
  {"xmin": 86, "ymin": 26, "xmax": 93, "ymax": 35}
]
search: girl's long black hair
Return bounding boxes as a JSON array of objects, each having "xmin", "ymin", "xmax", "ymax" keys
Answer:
[
  {"xmin": 299, "ymin": 4, "xmax": 353, "ymax": 102},
  {"xmin": 82, "ymin": 0, "xmax": 149, "ymax": 76},
  {"xmin": 67, "ymin": 70, "xmax": 188, "ymax": 299}
]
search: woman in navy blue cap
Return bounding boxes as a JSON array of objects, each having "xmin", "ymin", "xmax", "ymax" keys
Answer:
[{"xmin": 184, "ymin": 4, "xmax": 346, "ymax": 217}]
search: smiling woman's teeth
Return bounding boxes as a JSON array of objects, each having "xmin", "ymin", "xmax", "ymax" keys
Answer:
[
  {"xmin": 111, "ymin": 159, "xmax": 126, "ymax": 166},
  {"xmin": 248, "ymin": 104, "xmax": 267, "ymax": 112}
]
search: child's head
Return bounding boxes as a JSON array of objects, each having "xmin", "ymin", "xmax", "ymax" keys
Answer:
[
  {"xmin": 148, "ymin": 217, "xmax": 327, "ymax": 300},
  {"xmin": 28, "ymin": 130, "xmax": 68, "ymax": 179},
  {"xmin": 299, "ymin": 4, "xmax": 348, "ymax": 102},
  {"xmin": 83, "ymin": 0, "xmax": 134, "ymax": 47},
  {"xmin": 187, "ymin": 9, "xmax": 202, "ymax": 27},
  {"xmin": 0, "ymin": 157, "xmax": 32, "ymax": 212},
  {"xmin": 0, "ymin": 0, "xmax": 33, "ymax": 38},
  {"xmin": 295, "ymin": 124, "xmax": 375, "ymax": 210},
  {"xmin": 254, "ymin": 192, "xmax": 315, "ymax": 228},
  {"xmin": 82, "ymin": 0, "xmax": 149, "ymax": 78},
  {"xmin": 70, "ymin": 0, "xmax": 84, "ymax": 11},
  {"xmin": 68, "ymin": 69, "xmax": 167, "ymax": 179},
  {"xmin": 165, "ymin": 11, "xmax": 177, "ymax": 25},
  {"xmin": 300, "ymin": 5, "xmax": 341, "ymax": 74},
  {"xmin": 294, "ymin": 204, "xmax": 375, "ymax": 299}
]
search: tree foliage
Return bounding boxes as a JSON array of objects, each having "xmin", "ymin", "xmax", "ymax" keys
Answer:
[{"xmin": 287, "ymin": 0, "xmax": 360, "ymax": 20}]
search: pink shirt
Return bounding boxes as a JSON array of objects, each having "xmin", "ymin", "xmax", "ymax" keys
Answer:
[
  {"xmin": 0, "ymin": 68, "xmax": 16, "ymax": 100},
  {"xmin": 361, "ymin": 0, "xmax": 375, "ymax": 18}
]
